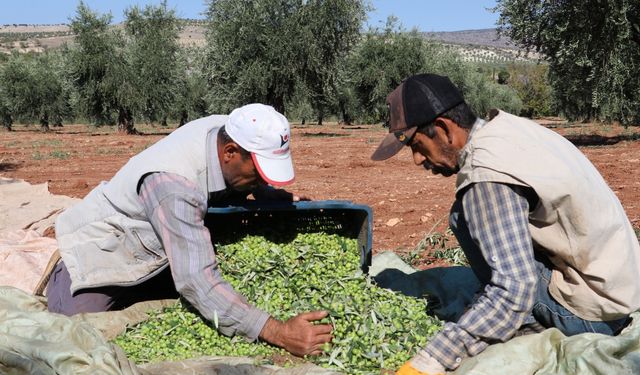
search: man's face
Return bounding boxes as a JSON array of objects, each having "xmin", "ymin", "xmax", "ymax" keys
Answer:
[
  {"xmin": 408, "ymin": 128, "xmax": 460, "ymax": 177},
  {"xmin": 221, "ymin": 147, "xmax": 267, "ymax": 191}
]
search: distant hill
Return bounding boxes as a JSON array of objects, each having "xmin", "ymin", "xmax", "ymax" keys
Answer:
[
  {"xmin": 422, "ymin": 28, "xmax": 542, "ymax": 63},
  {"xmin": 422, "ymin": 28, "xmax": 517, "ymax": 49},
  {"xmin": 0, "ymin": 24, "xmax": 542, "ymax": 63},
  {"xmin": 0, "ymin": 22, "xmax": 205, "ymax": 54}
]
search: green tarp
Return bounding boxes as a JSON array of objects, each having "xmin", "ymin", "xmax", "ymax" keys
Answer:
[{"xmin": 1, "ymin": 252, "xmax": 640, "ymax": 374}]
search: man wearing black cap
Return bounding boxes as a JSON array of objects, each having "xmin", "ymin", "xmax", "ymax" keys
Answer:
[{"xmin": 372, "ymin": 74, "xmax": 640, "ymax": 374}]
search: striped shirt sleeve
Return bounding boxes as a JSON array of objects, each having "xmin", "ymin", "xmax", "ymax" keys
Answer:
[
  {"xmin": 139, "ymin": 172, "xmax": 270, "ymax": 340},
  {"xmin": 424, "ymin": 182, "xmax": 538, "ymax": 369}
]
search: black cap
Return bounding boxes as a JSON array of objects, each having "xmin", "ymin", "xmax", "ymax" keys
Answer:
[{"xmin": 370, "ymin": 74, "xmax": 464, "ymax": 161}]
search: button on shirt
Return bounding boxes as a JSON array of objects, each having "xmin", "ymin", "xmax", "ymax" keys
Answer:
[{"xmin": 424, "ymin": 181, "xmax": 539, "ymax": 369}]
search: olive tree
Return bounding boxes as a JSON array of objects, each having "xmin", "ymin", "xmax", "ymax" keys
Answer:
[
  {"xmin": 347, "ymin": 18, "xmax": 428, "ymax": 123},
  {"xmin": 203, "ymin": 0, "xmax": 302, "ymax": 114},
  {"xmin": 296, "ymin": 0, "xmax": 367, "ymax": 124},
  {"xmin": 68, "ymin": 1, "xmax": 117, "ymax": 127},
  {"xmin": 125, "ymin": 1, "xmax": 182, "ymax": 126},
  {"xmin": 495, "ymin": 0, "xmax": 640, "ymax": 124},
  {"xmin": 203, "ymin": 0, "xmax": 366, "ymax": 119},
  {"xmin": 0, "ymin": 60, "xmax": 13, "ymax": 131},
  {"xmin": 0, "ymin": 52, "xmax": 71, "ymax": 131},
  {"xmin": 171, "ymin": 47, "xmax": 209, "ymax": 126}
]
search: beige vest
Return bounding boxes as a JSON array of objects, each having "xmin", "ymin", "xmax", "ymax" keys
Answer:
[
  {"xmin": 456, "ymin": 110, "xmax": 640, "ymax": 321},
  {"xmin": 56, "ymin": 115, "xmax": 228, "ymax": 292}
]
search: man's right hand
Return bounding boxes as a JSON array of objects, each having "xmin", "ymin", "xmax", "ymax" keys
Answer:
[{"xmin": 258, "ymin": 311, "xmax": 333, "ymax": 357}]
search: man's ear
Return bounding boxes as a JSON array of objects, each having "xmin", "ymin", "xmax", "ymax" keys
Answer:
[
  {"xmin": 222, "ymin": 142, "xmax": 241, "ymax": 162},
  {"xmin": 434, "ymin": 117, "xmax": 467, "ymax": 147},
  {"xmin": 433, "ymin": 117, "xmax": 455, "ymax": 143}
]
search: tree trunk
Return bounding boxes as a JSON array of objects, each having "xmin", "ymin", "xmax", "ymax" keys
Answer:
[
  {"xmin": 40, "ymin": 113, "xmax": 50, "ymax": 132},
  {"xmin": 269, "ymin": 93, "xmax": 285, "ymax": 115},
  {"xmin": 117, "ymin": 108, "xmax": 138, "ymax": 134},
  {"xmin": 161, "ymin": 116, "xmax": 168, "ymax": 127},
  {"xmin": 1, "ymin": 114, "xmax": 12, "ymax": 131},
  {"xmin": 338, "ymin": 99, "xmax": 352, "ymax": 125},
  {"xmin": 179, "ymin": 110, "xmax": 188, "ymax": 127},
  {"xmin": 52, "ymin": 114, "xmax": 63, "ymax": 127}
]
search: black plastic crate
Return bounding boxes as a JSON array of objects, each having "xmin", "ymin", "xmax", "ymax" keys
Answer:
[{"xmin": 205, "ymin": 200, "xmax": 373, "ymax": 273}]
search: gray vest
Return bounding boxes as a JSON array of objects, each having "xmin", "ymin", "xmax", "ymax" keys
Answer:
[
  {"xmin": 56, "ymin": 115, "xmax": 228, "ymax": 292},
  {"xmin": 456, "ymin": 111, "xmax": 640, "ymax": 320}
]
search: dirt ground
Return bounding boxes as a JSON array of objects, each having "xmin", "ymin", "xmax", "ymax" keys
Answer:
[{"xmin": 1, "ymin": 119, "xmax": 639, "ymax": 263}]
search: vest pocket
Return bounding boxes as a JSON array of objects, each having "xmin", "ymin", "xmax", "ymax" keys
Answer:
[{"xmin": 131, "ymin": 229, "xmax": 164, "ymax": 261}]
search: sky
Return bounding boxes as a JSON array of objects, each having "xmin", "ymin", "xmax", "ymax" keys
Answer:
[{"xmin": 0, "ymin": 1, "xmax": 500, "ymax": 32}]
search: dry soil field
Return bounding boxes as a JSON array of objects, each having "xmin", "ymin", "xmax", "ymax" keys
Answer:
[{"xmin": 1, "ymin": 120, "xmax": 639, "ymax": 265}]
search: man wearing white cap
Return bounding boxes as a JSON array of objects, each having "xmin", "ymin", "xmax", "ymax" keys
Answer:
[{"xmin": 47, "ymin": 103, "xmax": 332, "ymax": 356}]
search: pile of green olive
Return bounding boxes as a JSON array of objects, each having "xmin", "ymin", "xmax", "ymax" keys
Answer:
[{"xmin": 114, "ymin": 233, "xmax": 442, "ymax": 373}]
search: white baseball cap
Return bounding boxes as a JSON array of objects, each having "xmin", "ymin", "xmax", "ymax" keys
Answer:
[{"xmin": 226, "ymin": 103, "xmax": 294, "ymax": 186}]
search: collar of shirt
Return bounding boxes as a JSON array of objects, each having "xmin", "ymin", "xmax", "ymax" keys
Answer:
[
  {"xmin": 456, "ymin": 117, "xmax": 486, "ymax": 166},
  {"xmin": 206, "ymin": 126, "xmax": 228, "ymax": 193},
  {"xmin": 467, "ymin": 117, "xmax": 487, "ymax": 143}
]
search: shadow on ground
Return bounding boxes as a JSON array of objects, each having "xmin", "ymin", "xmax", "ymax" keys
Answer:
[
  {"xmin": 0, "ymin": 162, "xmax": 19, "ymax": 172},
  {"xmin": 565, "ymin": 133, "xmax": 640, "ymax": 147}
]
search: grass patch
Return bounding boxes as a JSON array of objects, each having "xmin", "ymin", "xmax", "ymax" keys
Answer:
[
  {"xmin": 403, "ymin": 227, "xmax": 468, "ymax": 267},
  {"xmin": 31, "ymin": 151, "xmax": 44, "ymax": 160},
  {"xmin": 49, "ymin": 150, "xmax": 70, "ymax": 159},
  {"xmin": 31, "ymin": 139, "xmax": 64, "ymax": 148},
  {"xmin": 32, "ymin": 149, "xmax": 71, "ymax": 160}
]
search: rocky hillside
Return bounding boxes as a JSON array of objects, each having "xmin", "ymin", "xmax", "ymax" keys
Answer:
[
  {"xmin": 1, "ymin": 24, "xmax": 541, "ymax": 63},
  {"xmin": 423, "ymin": 28, "xmax": 541, "ymax": 63}
]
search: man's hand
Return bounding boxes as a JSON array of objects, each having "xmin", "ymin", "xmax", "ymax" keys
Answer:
[
  {"xmin": 396, "ymin": 350, "xmax": 446, "ymax": 375},
  {"xmin": 259, "ymin": 311, "xmax": 332, "ymax": 357}
]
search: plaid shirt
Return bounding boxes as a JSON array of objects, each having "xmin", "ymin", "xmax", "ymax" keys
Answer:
[
  {"xmin": 425, "ymin": 182, "xmax": 538, "ymax": 369},
  {"xmin": 138, "ymin": 172, "xmax": 270, "ymax": 340}
]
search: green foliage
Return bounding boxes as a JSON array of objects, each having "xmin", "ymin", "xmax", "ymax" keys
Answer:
[
  {"xmin": 170, "ymin": 47, "xmax": 209, "ymax": 126},
  {"xmin": 432, "ymin": 247, "xmax": 468, "ymax": 267},
  {"xmin": 346, "ymin": 19, "xmax": 522, "ymax": 124},
  {"xmin": 115, "ymin": 233, "xmax": 442, "ymax": 372},
  {"xmin": 347, "ymin": 18, "xmax": 428, "ymax": 123},
  {"xmin": 0, "ymin": 52, "xmax": 71, "ymax": 130},
  {"xmin": 495, "ymin": 0, "xmax": 640, "ymax": 124},
  {"xmin": 203, "ymin": 0, "xmax": 304, "ymax": 114},
  {"xmin": 125, "ymin": 1, "xmax": 182, "ymax": 125},
  {"xmin": 506, "ymin": 63, "xmax": 553, "ymax": 118},
  {"xmin": 295, "ymin": 0, "xmax": 367, "ymax": 124},
  {"xmin": 497, "ymin": 69, "xmax": 510, "ymax": 84},
  {"xmin": 68, "ymin": 1, "xmax": 118, "ymax": 126},
  {"xmin": 405, "ymin": 228, "xmax": 468, "ymax": 267},
  {"xmin": 0, "ymin": 59, "xmax": 15, "ymax": 130},
  {"xmin": 450, "ymin": 66, "xmax": 523, "ymax": 118},
  {"xmin": 203, "ymin": 0, "xmax": 366, "ymax": 117},
  {"xmin": 0, "ymin": 30, "xmax": 73, "ymax": 45}
]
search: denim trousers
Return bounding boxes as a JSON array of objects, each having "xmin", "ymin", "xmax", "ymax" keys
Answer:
[{"xmin": 449, "ymin": 199, "xmax": 630, "ymax": 336}]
